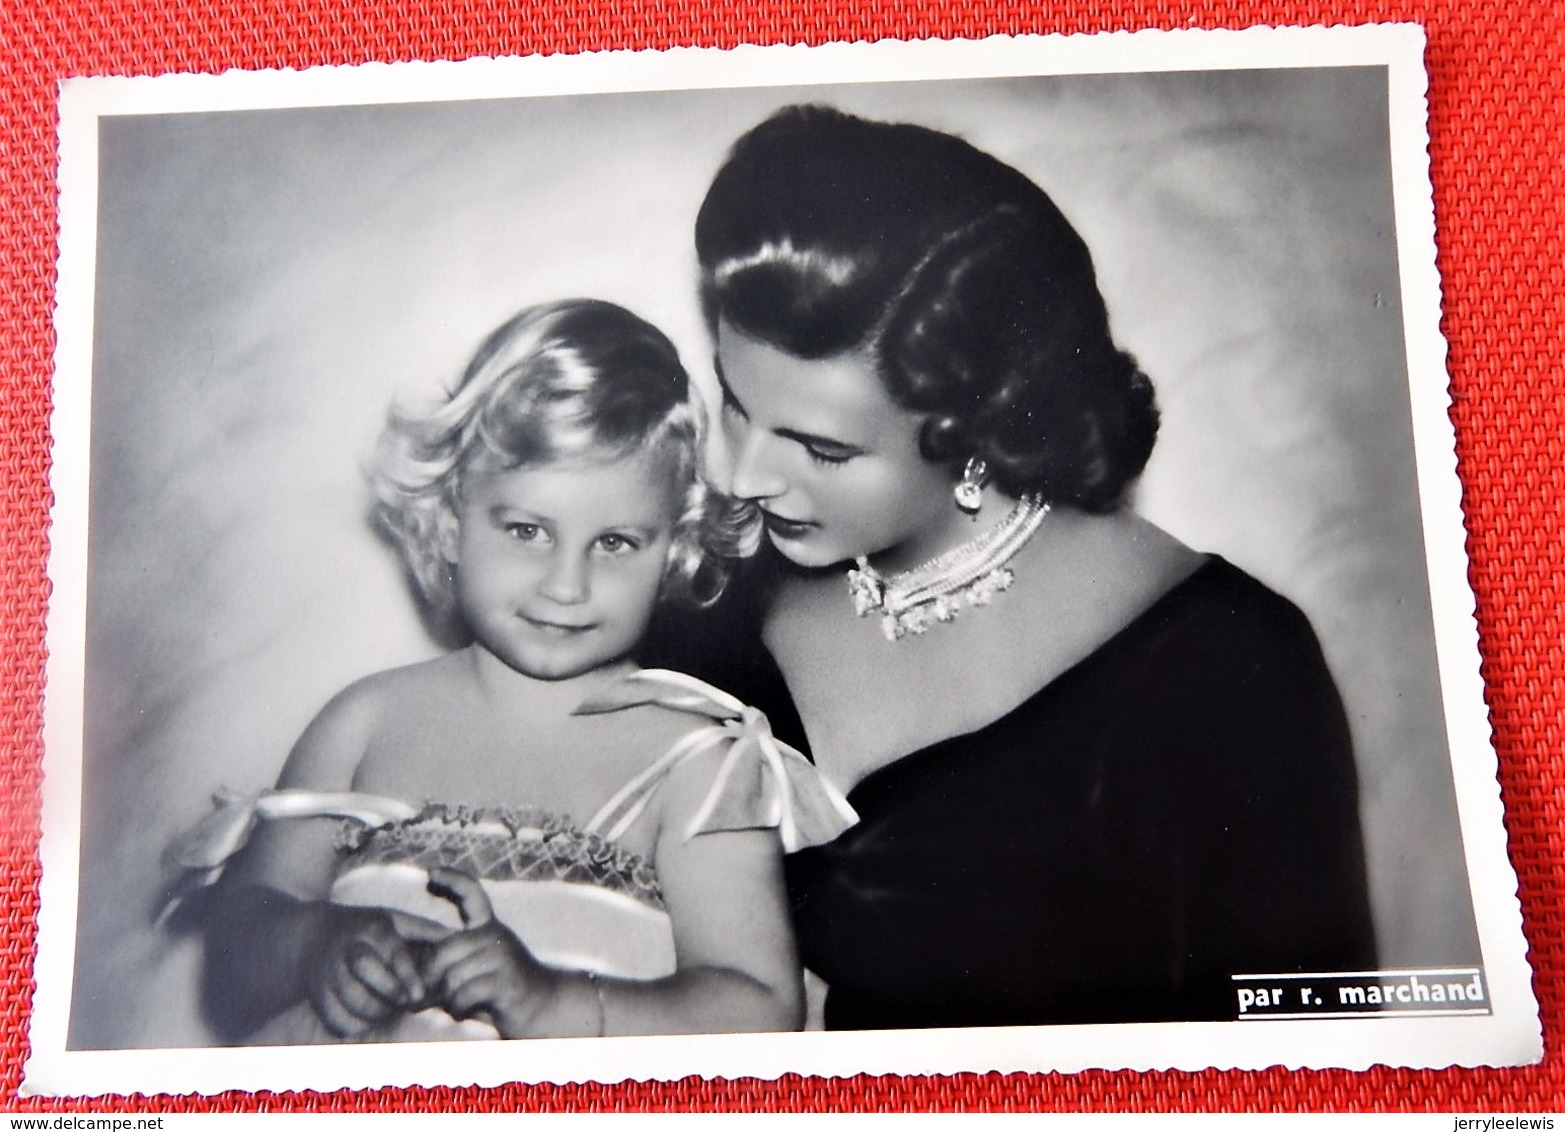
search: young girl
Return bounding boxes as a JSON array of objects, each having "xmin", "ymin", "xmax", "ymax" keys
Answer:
[{"xmin": 174, "ymin": 299, "xmax": 855, "ymax": 1043}]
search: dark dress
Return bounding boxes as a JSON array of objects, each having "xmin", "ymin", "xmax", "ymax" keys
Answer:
[
  {"xmin": 785, "ymin": 556, "xmax": 1377, "ymax": 1028},
  {"xmin": 645, "ymin": 553, "xmax": 1377, "ymax": 1029}
]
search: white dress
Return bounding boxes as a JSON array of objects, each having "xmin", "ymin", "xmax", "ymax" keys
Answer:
[{"xmin": 165, "ymin": 669, "xmax": 857, "ymax": 1043}]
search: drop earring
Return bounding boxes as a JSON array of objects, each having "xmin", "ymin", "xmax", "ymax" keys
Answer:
[{"xmin": 954, "ymin": 457, "xmax": 988, "ymax": 515}]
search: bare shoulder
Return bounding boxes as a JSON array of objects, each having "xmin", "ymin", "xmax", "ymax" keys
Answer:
[
  {"xmin": 1097, "ymin": 510, "xmax": 1203, "ymax": 580},
  {"xmin": 976, "ymin": 509, "xmax": 1206, "ymax": 674},
  {"xmin": 593, "ymin": 697, "xmax": 717, "ymax": 769},
  {"xmin": 314, "ymin": 656, "xmax": 460, "ymax": 730},
  {"xmin": 652, "ymin": 716, "xmax": 771, "ymax": 848},
  {"xmin": 1032, "ymin": 509, "xmax": 1203, "ymax": 614},
  {"xmin": 349, "ymin": 651, "xmax": 474, "ymax": 702},
  {"xmin": 642, "ymin": 672, "xmax": 804, "ymax": 819},
  {"xmin": 565, "ymin": 696, "xmax": 727, "ymax": 860},
  {"xmin": 279, "ymin": 655, "xmax": 463, "ymax": 791}
]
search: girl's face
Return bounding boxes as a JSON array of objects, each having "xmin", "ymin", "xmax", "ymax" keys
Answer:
[
  {"xmin": 715, "ymin": 320, "xmax": 965, "ymax": 572},
  {"xmin": 446, "ymin": 450, "xmax": 678, "ymax": 681}
]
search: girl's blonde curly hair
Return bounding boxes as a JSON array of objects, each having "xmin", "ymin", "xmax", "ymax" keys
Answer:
[{"xmin": 371, "ymin": 299, "xmax": 755, "ymax": 628}]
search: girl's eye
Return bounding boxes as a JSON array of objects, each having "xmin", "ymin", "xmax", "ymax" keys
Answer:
[
  {"xmin": 504, "ymin": 522, "xmax": 546, "ymax": 543},
  {"xmin": 596, "ymin": 533, "xmax": 641, "ymax": 554}
]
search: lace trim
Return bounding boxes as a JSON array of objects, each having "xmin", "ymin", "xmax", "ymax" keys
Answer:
[{"xmin": 334, "ymin": 801, "xmax": 664, "ymax": 910}]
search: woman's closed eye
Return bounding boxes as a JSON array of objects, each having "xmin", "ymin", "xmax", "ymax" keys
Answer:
[
  {"xmin": 802, "ymin": 442, "xmax": 856, "ymax": 468},
  {"xmin": 774, "ymin": 425, "xmax": 862, "ymax": 469}
]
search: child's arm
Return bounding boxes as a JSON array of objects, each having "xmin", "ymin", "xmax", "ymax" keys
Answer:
[
  {"xmin": 421, "ymin": 747, "xmax": 803, "ymax": 1037},
  {"xmin": 202, "ymin": 680, "xmax": 432, "ymax": 1040}
]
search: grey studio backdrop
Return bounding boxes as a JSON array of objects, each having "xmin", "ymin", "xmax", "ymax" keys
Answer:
[{"xmin": 68, "ymin": 67, "xmax": 1478, "ymax": 1048}]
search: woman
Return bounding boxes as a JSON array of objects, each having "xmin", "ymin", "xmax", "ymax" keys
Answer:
[{"xmin": 674, "ymin": 104, "xmax": 1377, "ymax": 1028}]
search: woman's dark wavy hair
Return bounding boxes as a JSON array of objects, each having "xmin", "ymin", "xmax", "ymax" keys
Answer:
[{"xmin": 695, "ymin": 104, "xmax": 1158, "ymax": 512}]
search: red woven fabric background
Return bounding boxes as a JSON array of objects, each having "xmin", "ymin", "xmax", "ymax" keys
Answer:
[{"xmin": 1, "ymin": 0, "xmax": 1559, "ymax": 1113}]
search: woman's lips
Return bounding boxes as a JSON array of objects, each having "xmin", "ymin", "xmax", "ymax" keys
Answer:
[{"xmin": 760, "ymin": 510, "xmax": 815, "ymax": 539}]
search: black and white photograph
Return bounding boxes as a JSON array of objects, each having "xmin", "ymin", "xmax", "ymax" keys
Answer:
[{"xmin": 27, "ymin": 27, "xmax": 1540, "ymax": 1094}]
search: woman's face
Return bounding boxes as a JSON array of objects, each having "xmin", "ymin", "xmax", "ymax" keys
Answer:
[{"xmin": 715, "ymin": 320, "xmax": 966, "ymax": 572}]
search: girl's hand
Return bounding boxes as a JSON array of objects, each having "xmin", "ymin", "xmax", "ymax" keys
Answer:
[
  {"xmin": 305, "ymin": 906, "xmax": 434, "ymax": 1038},
  {"xmin": 420, "ymin": 867, "xmax": 565, "ymax": 1038}
]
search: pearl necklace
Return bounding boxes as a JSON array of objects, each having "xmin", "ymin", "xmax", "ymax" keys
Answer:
[{"xmin": 846, "ymin": 496, "xmax": 1050, "ymax": 641}]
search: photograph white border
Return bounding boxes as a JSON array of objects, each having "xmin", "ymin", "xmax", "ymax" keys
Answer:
[{"xmin": 27, "ymin": 24, "xmax": 1541, "ymax": 1096}]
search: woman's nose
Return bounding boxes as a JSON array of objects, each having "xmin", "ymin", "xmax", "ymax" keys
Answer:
[
  {"xmin": 538, "ymin": 551, "xmax": 590, "ymax": 605},
  {"xmin": 727, "ymin": 427, "xmax": 788, "ymax": 502}
]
